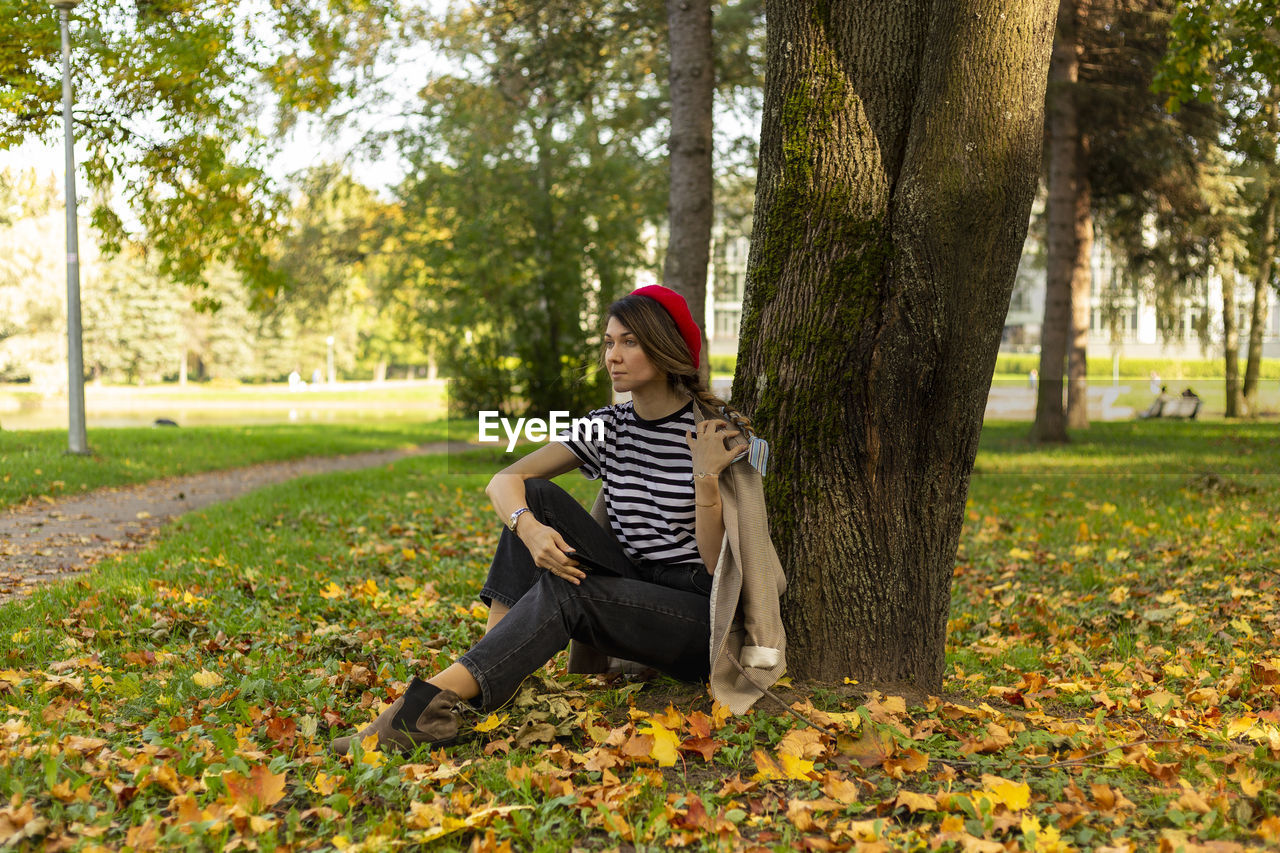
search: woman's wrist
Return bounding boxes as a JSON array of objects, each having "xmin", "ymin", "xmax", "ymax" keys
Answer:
[{"xmin": 693, "ymin": 476, "xmax": 720, "ymax": 507}]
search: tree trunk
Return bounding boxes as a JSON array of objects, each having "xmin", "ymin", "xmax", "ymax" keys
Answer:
[
  {"xmin": 1243, "ymin": 92, "xmax": 1278, "ymax": 416},
  {"xmin": 1243, "ymin": 188, "xmax": 1273, "ymax": 414},
  {"xmin": 1223, "ymin": 271, "xmax": 1242, "ymax": 417},
  {"xmin": 734, "ymin": 0, "xmax": 1056, "ymax": 690},
  {"xmin": 665, "ymin": 0, "xmax": 714, "ymax": 380},
  {"xmin": 1032, "ymin": 0, "xmax": 1084, "ymax": 443},
  {"xmin": 1067, "ymin": 167, "xmax": 1092, "ymax": 429}
]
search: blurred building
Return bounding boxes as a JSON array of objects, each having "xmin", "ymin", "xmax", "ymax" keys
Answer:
[{"xmin": 704, "ymin": 227, "xmax": 1280, "ymax": 361}]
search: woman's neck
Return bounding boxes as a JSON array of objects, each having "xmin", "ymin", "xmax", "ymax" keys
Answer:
[{"xmin": 629, "ymin": 382, "xmax": 691, "ymax": 422}]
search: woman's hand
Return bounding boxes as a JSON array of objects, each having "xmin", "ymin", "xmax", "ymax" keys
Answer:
[
  {"xmin": 685, "ymin": 419, "xmax": 748, "ymax": 478},
  {"xmin": 518, "ymin": 520, "xmax": 586, "ymax": 584}
]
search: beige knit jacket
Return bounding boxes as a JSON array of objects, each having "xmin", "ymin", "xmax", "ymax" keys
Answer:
[{"xmin": 566, "ymin": 399, "xmax": 787, "ymax": 714}]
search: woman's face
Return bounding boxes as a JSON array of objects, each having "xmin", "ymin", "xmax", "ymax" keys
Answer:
[{"xmin": 603, "ymin": 316, "xmax": 664, "ymax": 394}]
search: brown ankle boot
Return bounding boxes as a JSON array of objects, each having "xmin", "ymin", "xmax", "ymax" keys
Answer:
[{"xmin": 330, "ymin": 679, "xmax": 461, "ymax": 757}]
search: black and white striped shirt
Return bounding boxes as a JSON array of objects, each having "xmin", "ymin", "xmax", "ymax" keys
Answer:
[{"xmin": 560, "ymin": 400, "xmax": 700, "ymax": 566}]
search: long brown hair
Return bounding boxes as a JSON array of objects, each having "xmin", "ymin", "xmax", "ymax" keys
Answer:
[{"xmin": 604, "ymin": 294, "xmax": 755, "ymax": 438}]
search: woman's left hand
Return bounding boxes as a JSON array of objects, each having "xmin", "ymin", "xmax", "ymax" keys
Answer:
[{"xmin": 685, "ymin": 419, "xmax": 748, "ymax": 477}]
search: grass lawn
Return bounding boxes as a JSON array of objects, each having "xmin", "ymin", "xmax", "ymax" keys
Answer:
[
  {"xmin": 0, "ymin": 423, "xmax": 1277, "ymax": 850},
  {"xmin": 0, "ymin": 422, "xmax": 451, "ymax": 511}
]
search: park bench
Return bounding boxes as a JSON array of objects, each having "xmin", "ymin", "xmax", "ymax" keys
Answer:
[
  {"xmin": 1160, "ymin": 395, "xmax": 1201, "ymax": 419},
  {"xmin": 1140, "ymin": 394, "xmax": 1201, "ymax": 419}
]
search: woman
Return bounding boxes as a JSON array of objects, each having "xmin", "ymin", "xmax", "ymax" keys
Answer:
[{"xmin": 331, "ymin": 285, "xmax": 785, "ymax": 756}]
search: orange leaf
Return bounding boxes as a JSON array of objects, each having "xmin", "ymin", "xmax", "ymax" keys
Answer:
[
  {"xmin": 884, "ymin": 747, "xmax": 929, "ymax": 779},
  {"xmin": 679, "ymin": 736, "xmax": 722, "ymax": 761},
  {"xmin": 652, "ymin": 704, "xmax": 685, "ymax": 730},
  {"xmin": 821, "ymin": 776, "xmax": 860, "ymax": 805},
  {"xmin": 222, "ymin": 766, "xmax": 287, "ymax": 813},
  {"xmin": 840, "ymin": 727, "xmax": 894, "ymax": 768},
  {"xmin": 686, "ymin": 710, "xmax": 712, "ymax": 739},
  {"xmin": 779, "ymin": 727, "xmax": 826, "ymax": 759}
]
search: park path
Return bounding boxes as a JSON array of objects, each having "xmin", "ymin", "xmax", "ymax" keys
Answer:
[{"xmin": 0, "ymin": 442, "xmax": 463, "ymax": 604}]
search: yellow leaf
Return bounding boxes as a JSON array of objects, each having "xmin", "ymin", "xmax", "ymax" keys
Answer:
[
  {"xmin": 1236, "ymin": 769, "xmax": 1262, "ymax": 798},
  {"xmin": 977, "ymin": 775, "xmax": 1031, "ymax": 811},
  {"xmin": 402, "ymin": 548, "xmax": 417, "ymax": 560},
  {"xmin": 640, "ymin": 721, "xmax": 680, "ymax": 767},
  {"xmin": 1008, "ymin": 547, "xmax": 1034, "ymax": 560},
  {"xmin": 192, "ymin": 670, "xmax": 224, "ymax": 688},
  {"xmin": 751, "ymin": 749, "xmax": 783, "ymax": 781},
  {"xmin": 319, "ymin": 582, "xmax": 344, "ymax": 600},
  {"xmin": 473, "ymin": 713, "xmax": 508, "ymax": 734},
  {"xmin": 309, "ymin": 773, "xmax": 338, "ymax": 796},
  {"xmin": 778, "ymin": 752, "xmax": 818, "ymax": 780}
]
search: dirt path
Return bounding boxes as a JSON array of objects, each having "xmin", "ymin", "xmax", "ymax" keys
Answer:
[{"xmin": 0, "ymin": 442, "xmax": 464, "ymax": 603}]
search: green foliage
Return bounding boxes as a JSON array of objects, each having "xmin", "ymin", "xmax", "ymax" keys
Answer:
[
  {"xmin": 390, "ymin": 1, "xmax": 667, "ymax": 417},
  {"xmin": 1154, "ymin": 1, "xmax": 1280, "ymax": 293},
  {"xmin": 0, "ymin": 168, "xmax": 70, "ymax": 384},
  {"xmin": 0, "ymin": 0, "xmax": 403, "ymax": 294},
  {"xmin": 1065, "ymin": 1, "xmax": 1231, "ymax": 343}
]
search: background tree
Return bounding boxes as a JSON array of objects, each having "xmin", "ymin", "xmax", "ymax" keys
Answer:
[
  {"xmin": 0, "ymin": 168, "xmax": 69, "ymax": 388},
  {"xmin": 392, "ymin": 0, "xmax": 667, "ymax": 416},
  {"xmin": 0, "ymin": 0, "xmax": 402, "ymax": 294},
  {"xmin": 734, "ymin": 0, "xmax": 1056, "ymax": 687},
  {"xmin": 664, "ymin": 0, "xmax": 715, "ymax": 379},
  {"xmin": 1031, "ymin": 0, "xmax": 1220, "ymax": 439},
  {"xmin": 1157, "ymin": 0, "xmax": 1279, "ymax": 416},
  {"xmin": 1033, "ymin": 0, "xmax": 1091, "ymax": 442}
]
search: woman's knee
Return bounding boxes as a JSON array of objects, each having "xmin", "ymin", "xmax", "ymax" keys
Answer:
[{"xmin": 524, "ymin": 477, "xmax": 570, "ymax": 512}]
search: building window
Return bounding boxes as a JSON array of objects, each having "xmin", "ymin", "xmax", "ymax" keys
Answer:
[
  {"xmin": 1008, "ymin": 283, "xmax": 1031, "ymax": 314},
  {"xmin": 715, "ymin": 308, "xmax": 741, "ymax": 340}
]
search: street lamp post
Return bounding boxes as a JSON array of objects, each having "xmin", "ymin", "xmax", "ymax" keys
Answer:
[
  {"xmin": 51, "ymin": 0, "xmax": 88, "ymax": 454},
  {"xmin": 326, "ymin": 336, "xmax": 335, "ymax": 386}
]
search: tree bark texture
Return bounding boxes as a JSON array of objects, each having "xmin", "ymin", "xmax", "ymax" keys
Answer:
[
  {"xmin": 1033, "ymin": 0, "xmax": 1084, "ymax": 442},
  {"xmin": 1223, "ymin": 271, "xmax": 1242, "ymax": 418},
  {"xmin": 1243, "ymin": 187, "xmax": 1275, "ymax": 416},
  {"xmin": 665, "ymin": 0, "xmax": 714, "ymax": 375},
  {"xmin": 734, "ymin": 0, "xmax": 1056, "ymax": 690}
]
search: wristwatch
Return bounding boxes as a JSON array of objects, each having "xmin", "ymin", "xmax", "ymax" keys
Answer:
[{"xmin": 508, "ymin": 507, "xmax": 531, "ymax": 532}]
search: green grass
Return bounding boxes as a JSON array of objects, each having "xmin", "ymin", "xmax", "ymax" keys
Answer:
[
  {"xmin": 0, "ymin": 424, "xmax": 1278, "ymax": 850},
  {"xmin": 0, "ymin": 422, "xmax": 451, "ymax": 510}
]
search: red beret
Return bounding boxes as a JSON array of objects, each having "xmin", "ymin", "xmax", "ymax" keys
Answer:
[{"xmin": 630, "ymin": 284, "xmax": 702, "ymax": 369}]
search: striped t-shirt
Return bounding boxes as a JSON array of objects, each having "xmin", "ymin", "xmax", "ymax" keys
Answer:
[{"xmin": 559, "ymin": 400, "xmax": 700, "ymax": 566}]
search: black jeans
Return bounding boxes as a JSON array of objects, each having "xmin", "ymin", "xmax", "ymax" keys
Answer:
[{"xmin": 457, "ymin": 478, "xmax": 711, "ymax": 710}]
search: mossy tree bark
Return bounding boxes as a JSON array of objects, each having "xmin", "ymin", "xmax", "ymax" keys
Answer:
[
  {"xmin": 1223, "ymin": 274, "xmax": 1243, "ymax": 418},
  {"xmin": 665, "ymin": 0, "xmax": 714, "ymax": 378},
  {"xmin": 1033, "ymin": 0, "xmax": 1086, "ymax": 442},
  {"xmin": 733, "ymin": 0, "xmax": 1056, "ymax": 689}
]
